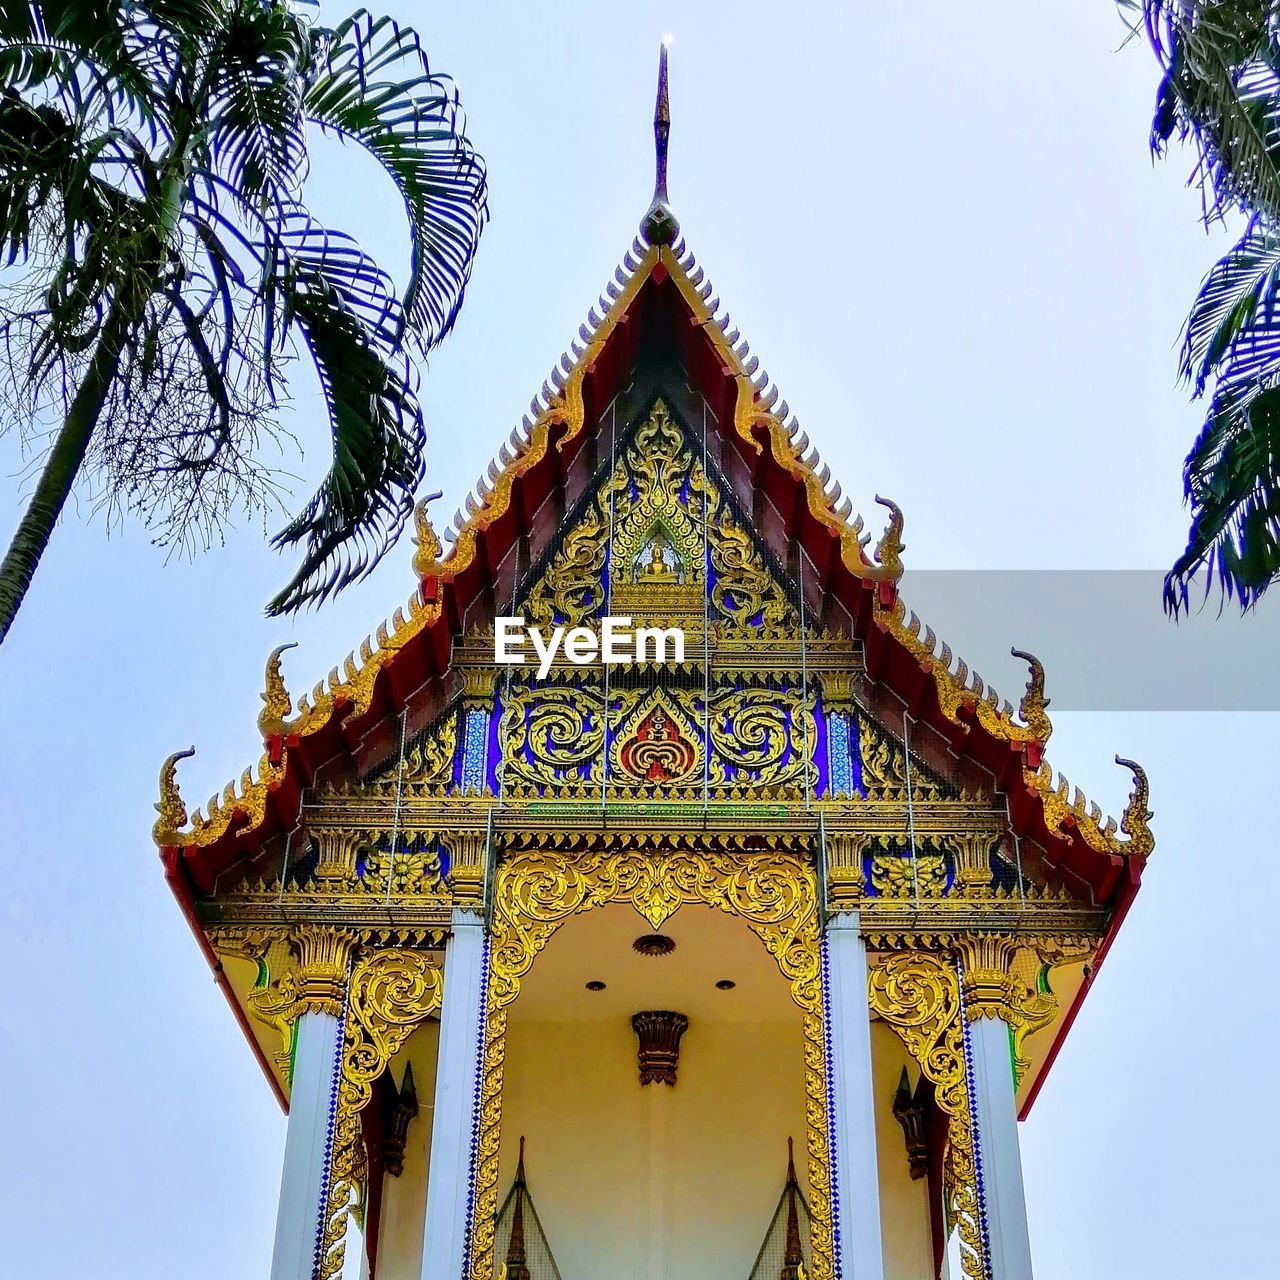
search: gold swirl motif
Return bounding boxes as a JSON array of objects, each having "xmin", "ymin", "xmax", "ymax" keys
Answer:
[
  {"xmin": 499, "ymin": 682, "xmax": 613, "ymax": 792},
  {"xmin": 467, "ymin": 849, "xmax": 834, "ymax": 1280},
  {"xmin": 868, "ymin": 953, "xmax": 986, "ymax": 1280},
  {"xmin": 524, "ymin": 504, "xmax": 609, "ymax": 628},
  {"xmin": 317, "ymin": 950, "xmax": 444, "ymax": 1280},
  {"xmin": 500, "ymin": 680, "xmax": 819, "ymax": 799},
  {"xmin": 522, "ymin": 399, "xmax": 793, "ymax": 635},
  {"xmin": 708, "ymin": 505, "xmax": 793, "ymax": 629},
  {"xmin": 708, "ymin": 687, "xmax": 817, "ymax": 789}
]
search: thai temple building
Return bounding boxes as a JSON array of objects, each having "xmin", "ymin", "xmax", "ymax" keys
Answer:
[{"xmin": 152, "ymin": 48, "xmax": 1152, "ymax": 1280}]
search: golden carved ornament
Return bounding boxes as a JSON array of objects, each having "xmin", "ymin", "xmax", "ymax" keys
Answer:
[
  {"xmin": 523, "ymin": 502, "xmax": 607, "ymax": 628},
  {"xmin": 1027, "ymin": 754, "xmax": 1154, "ymax": 859},
  {"xmin": 245, "ymin": 977, "xmax": 303, "ymax": 1074},
  {"xmin": 867, "ymin": 952, "xmax": 985, "ymax": 1280},
  {"xmin": 815, "ymin": 669, "xmax": 857, "ymax": 714},
  {"xmin": 258, "ymin": 643, "xmax": 299, "ymax": 740},
  {"xmin": 339, "ymin": 710, "xmax": 458, "ymax": 798},
  {"xmin": 295, "ymin": 927, "xmax": 358, "ymax": 1016},
  {"xmin": 212, "ymin": 929, "xmax": 297, "ymax": 1076},
  {"xmin": 608, "ymin": 402, "xmax": 705, "ymax": 587},
  {"xmin": 153, "ymin": 746, "xmax": 195, "ymax": 844},
  {"xmin": 1010, "ymin": 648, "xmax": 1052, "ymax": 745},
  {"xmin": 870, "ymin": 853, "xmax": 946, "ymax": 898},
  {"xmin": 498, "ymin": 679, "xmax": 818, "ymax": 798},
  {"xmin": 523, "ymin": 399, "xmax": 791, "ymax": 633},
  {"xmin": 872, "ymin": 495, "xmax": 904, "ymax": 582},
  {"xmin": 953, "ymin": 933, "xmax": 1098, "ymax": 1083},
  {"xmin": 468, "ymin": 848, "xmax": 834, "ymax": 1280},
  {"xmin": 459, "ymin": 665, "xmax": 498, "ymax": 709},
  {"xmin": 1116, "ymin": 756, "xmax": 1155, "ymax": 857},
  {"xmin": 412, "ymin": 493, "xmax": 444, "ymax": 580},
  {"xmin": 856, "ymin": 716, "xmax": 948, "ymax": 802},
  {"xmin": 947, "ymin": 832, "xmax": 1001, "ymax": 896},
  {"xmin": 234, "ymin": 928, "xmax": 356, "ymax": 1073},
  {"xmin": 318, "ymin": 948, "xmax": 444, "ymax": 1280}
]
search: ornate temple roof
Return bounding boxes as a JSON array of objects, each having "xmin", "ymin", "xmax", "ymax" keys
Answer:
[{"xmin": 153, "ymin": 46, "xmax": 1151, "ymax": 1114}]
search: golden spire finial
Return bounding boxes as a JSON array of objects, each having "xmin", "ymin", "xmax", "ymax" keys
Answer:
[
  {"xmin": 1010, "ymin": 647, "xmax": 1052, "ymax": 744},
  {"xmin": 1115, "ymin": 756, "xmax": 1155, "ymax": 857},
  {"xmin": 153, "ymin": 746, "xmax": 195, "ymax": 845},
  {"xmin": 412, "ymin": 490, "xmax": 444, "ymax": 583},
  {"xmin": 872, "ymin": 495, "xmax": 905, "ymax": 582},
  {"xmin": 258, "ymin": 642, "xmax": 298, "ymax": 740},
  {"xmin": 640, "ymin": 38, "xmax": 679, "ymax": 246}
]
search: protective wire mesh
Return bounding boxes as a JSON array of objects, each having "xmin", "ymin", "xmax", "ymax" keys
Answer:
[
  {"xmin": 491, "ymin": 1152, "xmax": 562, "ymax": 1280},
  {"xmin": 747, "ymin": 1151, "xmax": 812, "ymax": 1280}
]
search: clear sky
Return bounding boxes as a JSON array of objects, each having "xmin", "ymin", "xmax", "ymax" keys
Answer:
[{"xmin": 0, "ymin": 3, "xmax": 1274, "ymax": 1278}]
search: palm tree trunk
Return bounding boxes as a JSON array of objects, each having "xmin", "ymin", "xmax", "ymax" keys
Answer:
[{"xmin": 0, "ymin": 304, "xmax": 131, "ymax": 646}]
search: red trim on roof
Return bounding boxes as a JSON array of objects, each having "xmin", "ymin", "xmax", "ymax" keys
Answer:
[{"xmin": 162, "ymin": 846, "xmax": 288, "ymax": 1112}]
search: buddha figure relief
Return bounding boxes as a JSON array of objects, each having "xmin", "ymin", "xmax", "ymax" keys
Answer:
[{"xmin": 636, "ymin": 532, "xmax": 681, "ymax": 583}]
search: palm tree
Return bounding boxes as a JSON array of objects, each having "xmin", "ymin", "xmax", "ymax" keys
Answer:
[
  {"xmin": 0, "ymin": 0, "xmax": 487, "ymax": 643},
  {"xmin": 1129, "ymin": 1, "xmax": 1280, "ymax": 611}
]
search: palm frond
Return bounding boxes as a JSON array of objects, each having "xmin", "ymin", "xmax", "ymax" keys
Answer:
[
  {"xmin": 0, "ymin": 0, "xmax": 485, "ymax": 637},
  {"xmin": 1143, "ymin": 1, "xmax": 1280, "ymax": 224},
  {"xmin": 1167, "ymin": 226, "xmax": 1280, "ymax": 610},
  {"xmin": 263, "ymin": 212, "xmax": 424, "ymax": 613},
  {"xmin": 206, "ymin": 0, "xmax": 309, "ymax": 198},
  {"xmin": 304, "ymin": 9, "xmax": 487, "ymax": 348}
]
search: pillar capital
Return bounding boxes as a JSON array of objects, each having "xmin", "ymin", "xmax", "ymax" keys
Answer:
[
  {"xmin": 824, "ymin": 830, "xmax": 870, "ymax": 908},
  {"xmin": 955, "ymin": 933, "xmax": 1024, "ymax": 1022},
  {"xmin": 291, "ymin": 926, "xmax": 358, "ymax": 1017},
  {"xmin": 445, "ymin": 831, "xmax": 488, "ymax": 907},
  {"xmin": 951, "ymin": 831, "xmax": 1002, "ymax": 896},
  {"xmin": 954, "ymin": 933, "xmax": 1083, "ymax": 1085},
  {"xmin": 310, "ymin": 828, "xmax": 360, "ymax": 887},
  {"xmin": 458, "ymin": 664, "xmax": 498, "ymax": 709},
  {"xmin": 814, "ymin": 668, "xmax": 857, "ymax": 713}
]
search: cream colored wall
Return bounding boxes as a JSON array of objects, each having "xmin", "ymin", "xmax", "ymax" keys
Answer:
[
  {"xmin": 496, "ymin": 903, "xmax": 808, "ymax": 1280},
  {"xmin": 375, "ymin": 1021, "xmax": 441, "ymax": 1279},
  {"xmin": 363, "ymin": 913, "xmax": 939, "ymax": 1280},
  {"xmin": 870, "ymin": 1022, "xmax": 935, "ymax": 1280}
]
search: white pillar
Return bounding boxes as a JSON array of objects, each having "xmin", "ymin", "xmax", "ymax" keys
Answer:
[
  {"xmin": 825, "ymin": 912, "xmax": 885, "ymax": 1280},
  {"xmin": 419, "ymin": 909, "xmax": 487, "ymax": 1280},
  {"xmin": 968, "ymin": 1015, "xmax": 1034, "ymax": 1280},
  {"xmin": 271, "ymin": 1008, "xmax": 342, "ymax": 1280}
]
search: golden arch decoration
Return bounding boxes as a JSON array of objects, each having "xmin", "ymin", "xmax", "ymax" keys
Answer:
[
  {"xmin": 866, "ymin": 952, "xmax": 986, "ymax": 1280},
  {"xmin": 319, "ymin": 949, "xmax": 445, "ymax": 1280},
  {"xmin": 467, "ymin": 847, "xmax": 835, "ymax": 1280}
]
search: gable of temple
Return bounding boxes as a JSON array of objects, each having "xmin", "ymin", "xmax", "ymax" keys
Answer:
[
  {"xmin": 323, "ymin": 395, "xmax": 960, "ymax": 820},
  {"xmin": 151, "ymin": 50, "xmax": 1152, "ymax": 1130}
]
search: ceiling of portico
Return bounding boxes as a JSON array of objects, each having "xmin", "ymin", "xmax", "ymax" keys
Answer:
[{"xmin": 511, "ymin": 902, "xmax": 799, "ymax": 1025}]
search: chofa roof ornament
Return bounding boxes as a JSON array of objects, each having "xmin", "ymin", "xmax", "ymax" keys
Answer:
[{"xmin": 640, "ymin": 39, "xmax": 679, "ymax": 247}]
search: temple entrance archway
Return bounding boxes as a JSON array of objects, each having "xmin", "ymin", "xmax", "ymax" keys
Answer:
[
  {"xmin": 498, "ymin": 902, "xmax": 806, "ymax": 1280},
  {"xmin": 467, "ymin": 846, "xmax": 834, "ymax": 1280}
]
